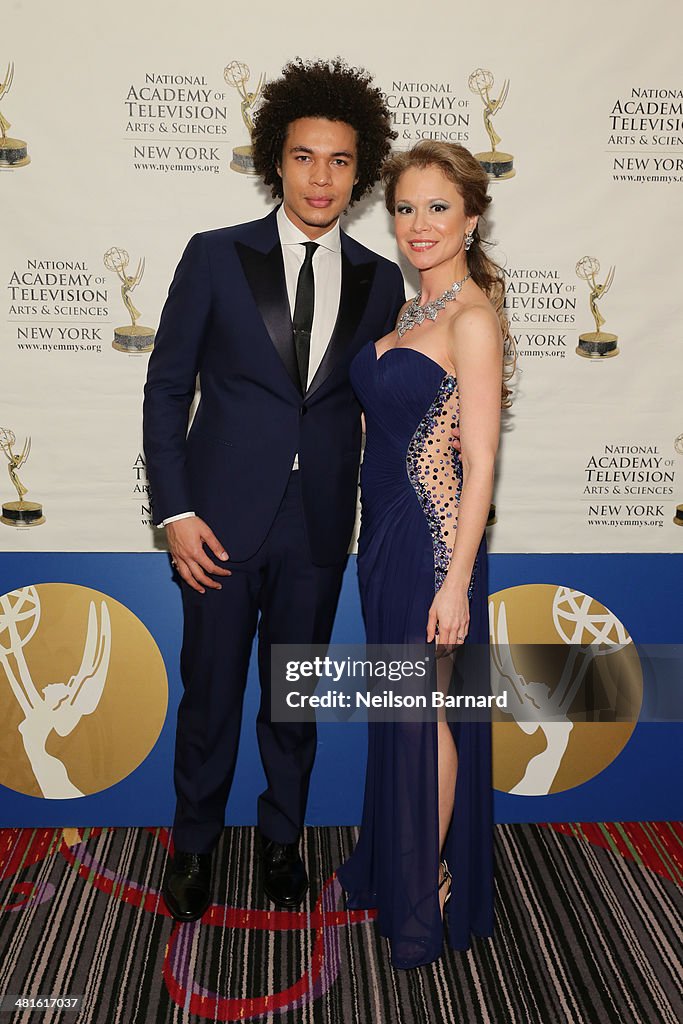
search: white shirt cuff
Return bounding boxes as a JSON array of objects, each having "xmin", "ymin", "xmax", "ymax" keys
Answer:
[{"xmin": 158, "ymin": 511, "xmax": 196, "ymax": 528}]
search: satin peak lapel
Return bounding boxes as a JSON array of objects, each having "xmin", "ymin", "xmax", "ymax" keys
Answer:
[
  {"xmin": 306, "ymin": 253, "xmax": 376, "ymax": 397},
  {"xmin": 235, "ymin": 240, "xmax": 301, "ymax": 394}
]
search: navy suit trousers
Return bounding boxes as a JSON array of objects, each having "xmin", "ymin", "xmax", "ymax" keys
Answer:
[{"xmin": 172, "ymin": 471, "xmax": 346, "ymax": 852}]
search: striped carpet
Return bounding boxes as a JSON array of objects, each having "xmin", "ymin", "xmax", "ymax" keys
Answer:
[{"xmin": 0, "ymin": 823, "xmax": 681, "ymax": 1024}]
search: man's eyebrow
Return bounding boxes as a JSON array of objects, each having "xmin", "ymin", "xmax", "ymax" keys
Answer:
[{"xmin": 288, "ymin": 145, "xmax": 355, "ymax": 158}]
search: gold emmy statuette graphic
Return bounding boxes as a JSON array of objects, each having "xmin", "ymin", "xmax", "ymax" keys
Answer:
[
  {"xmin": 103, "ymin": 247, "xmax": 156, "ymax": 353},
  {"xmin": 575, "ymin": 256, "xmax": 618, "ymax": 358},
  {"xmin": 0, "ymin": 583, "xmax": 168, "ymax": 799},
  {"xmin": 0, "ymin": 428, "xmax": 44, "ymax": 527},
  {"xmin": 673, "ymin": 432, "xmax": 683, "ymax": 526},
  {"xmin": 488, "ymin": 585, "xmax": 642, "ymax": 796},
  {"xmin": 468, "ymin": 68, "xmax": 514, "ymax": 180},
  {"xmin": 0, "ymin": 62, "xmax": 30, "ymax": 169},
  {"xmin": 0, "ymin": 588, "xmax": 111, "ymax": 798},
  {"xmin": 224, "ymin": 61, "xmax": 265, "ymax": 174},
  {"xmin": 486, "ymin": 503, "xmax": 497, "ymax": 527}
]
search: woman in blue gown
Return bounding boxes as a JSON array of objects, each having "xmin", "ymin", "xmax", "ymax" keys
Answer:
[{"xmin": 336, "ymin": 141, "xmax": 511, "ymax": 969}]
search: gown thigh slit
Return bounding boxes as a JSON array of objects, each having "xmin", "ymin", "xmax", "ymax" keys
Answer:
[
  {"xmin": 436, "ymin": 713, "xmax": 458, "ymax": 852},
  {"xmin": 335, "ymin": 342, "xmax": 494, "ymax": 969}
]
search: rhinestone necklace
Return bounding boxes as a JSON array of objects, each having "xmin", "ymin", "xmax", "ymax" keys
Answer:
[{"xmin": 396, "ymin": 272, "xmax": 471, "ymax": 339}]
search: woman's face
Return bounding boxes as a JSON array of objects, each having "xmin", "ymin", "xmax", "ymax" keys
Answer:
[{"xmin": 392, "ymin": 164, "xmax": 478, "ymax": 273}]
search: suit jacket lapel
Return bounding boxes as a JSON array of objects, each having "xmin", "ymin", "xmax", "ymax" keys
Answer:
[
  {"xmin": 235, "ymin": 239, "xmax": 302, "ymax": 395},
  {"xmin": 236, "ymin": 215, "xmax": 378, "ymax": 400},
  {"xmin": 306, "ymin": 250, "xmax": 376, "ymax": 397}
]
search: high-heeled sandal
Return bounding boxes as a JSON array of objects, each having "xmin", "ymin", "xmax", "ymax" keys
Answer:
[{"xmin": 438, "ymin": 858, "xmax": 452, "ymax": 908}]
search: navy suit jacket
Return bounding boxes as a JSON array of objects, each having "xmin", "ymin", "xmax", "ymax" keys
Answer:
[{"xmin": 143, "ymin": 207, "xmax": 405, "ymax": 565}]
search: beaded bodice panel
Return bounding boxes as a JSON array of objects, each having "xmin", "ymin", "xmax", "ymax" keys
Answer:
[{"xmin": 405, "ymin": 374, "xmax": 475, "ymax": 597}]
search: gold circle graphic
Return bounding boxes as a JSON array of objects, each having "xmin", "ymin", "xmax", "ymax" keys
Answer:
[
  {"xmin": 0, "ymin": 583, "xmax": 167, "ymax": 799},
  {"xmin": 489, "ymin": 584, "xmax": 642, "ymax": 796}
]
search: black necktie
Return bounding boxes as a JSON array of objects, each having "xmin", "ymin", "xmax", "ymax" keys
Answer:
[{"xmin": 292, "ymin": 241, "xmax": 318, "ymax": 392}]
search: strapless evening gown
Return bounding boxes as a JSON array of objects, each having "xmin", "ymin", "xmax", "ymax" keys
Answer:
[{"xmin": 335, "ymin": 340, "xmax": 494, "ymax": 970}]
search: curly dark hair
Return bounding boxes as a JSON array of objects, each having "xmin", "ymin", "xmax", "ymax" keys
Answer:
[{"xmin": 251, "ymin": 57, "xmax": 396, "ymax": 204}]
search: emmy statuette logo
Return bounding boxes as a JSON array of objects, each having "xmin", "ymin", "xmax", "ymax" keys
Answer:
[
  {"xmin": 0, "ymin": 588, "xmax": 111, "ymax": 798},
  {"xmin": 0, "ymin": 584, "xmax": 168, "ymax": 799},
  {"xmin": 0, "ymin": 62, "xmax": 30, "ymax": 169},
  {"xmin": 224, "ymin": 61, "xmax": 265, "ymax": 174},
  {"xmin": 575, "ymin": 257, "xmax": 618, "ymax": 358},
  {"xmin": 0, "ymin": 428, "xmax": 44, "ymax": 527},
  {"xmin": 103, "ymin": 247, "xmax": 156, "ymax": 353},
  {"xmin": 468, "ymin": 69, "xmax": 514, "ymax": 180},
  {"xmin": 489, "ymin": 584, "xmax": 642, "ymax": 795},
  {"xmin": 673, "ymin": 433, "xmax": 683, "ymax": 526}
]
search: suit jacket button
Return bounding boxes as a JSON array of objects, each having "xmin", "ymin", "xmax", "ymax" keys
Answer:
[{"xmin": 300, "ymin": 405, "xmax": 307, "ymax": 416}]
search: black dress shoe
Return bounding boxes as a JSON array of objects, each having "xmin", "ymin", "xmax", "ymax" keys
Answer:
[
  {"xmin": 162, "ymin": 851, "xmax": 212, "ymax": 922},
  {"xmin": 260, "ymin": 837, "xmax": 308, "ymax": 908}
]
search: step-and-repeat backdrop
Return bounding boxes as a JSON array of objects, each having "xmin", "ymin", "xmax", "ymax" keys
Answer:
[{"xmin": 2, "ymin": 0, "xmax": 681, "ymax": 826}]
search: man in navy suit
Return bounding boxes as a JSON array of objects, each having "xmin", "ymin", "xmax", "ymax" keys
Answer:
[{"xmin": 143, "ymin": 58, "xmax": 404, "ymax": 921}]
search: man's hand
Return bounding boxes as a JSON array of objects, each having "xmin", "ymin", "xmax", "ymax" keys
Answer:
[
  {"xmin": 166, "ymin": 517, "xmax": 231, "ymax": 594},
  {"xmin": 451, "ymin": 425, "xmax": 462, "ymax": 453}
]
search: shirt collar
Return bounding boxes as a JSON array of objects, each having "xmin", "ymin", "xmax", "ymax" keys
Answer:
[{"xmin": 277, "ymin": 203, "xmax": 341, "ymax": 253}]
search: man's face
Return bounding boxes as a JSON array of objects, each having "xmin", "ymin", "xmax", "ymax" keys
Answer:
[{"xmin": 277, "ymin": 118, "xmax": 359, "ymax": 239}]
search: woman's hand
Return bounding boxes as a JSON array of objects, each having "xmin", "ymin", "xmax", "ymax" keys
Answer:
[{"xmin": 426, "ymin": 580, "xmax": 470, "ymax": 653}]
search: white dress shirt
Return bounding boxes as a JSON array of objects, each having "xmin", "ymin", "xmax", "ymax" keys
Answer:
[
  {"xmin": 162, "ymin": 206, "xmax": 342, "ymax": 526},
  {"xmin": 277, "ymin": 202, "xmax": 342, "ymax": 389}
]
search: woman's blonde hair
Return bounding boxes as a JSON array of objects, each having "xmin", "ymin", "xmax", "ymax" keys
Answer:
[{"xmin": 382, "ymin": 140, "xmax": 515, "ymax": 404}]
